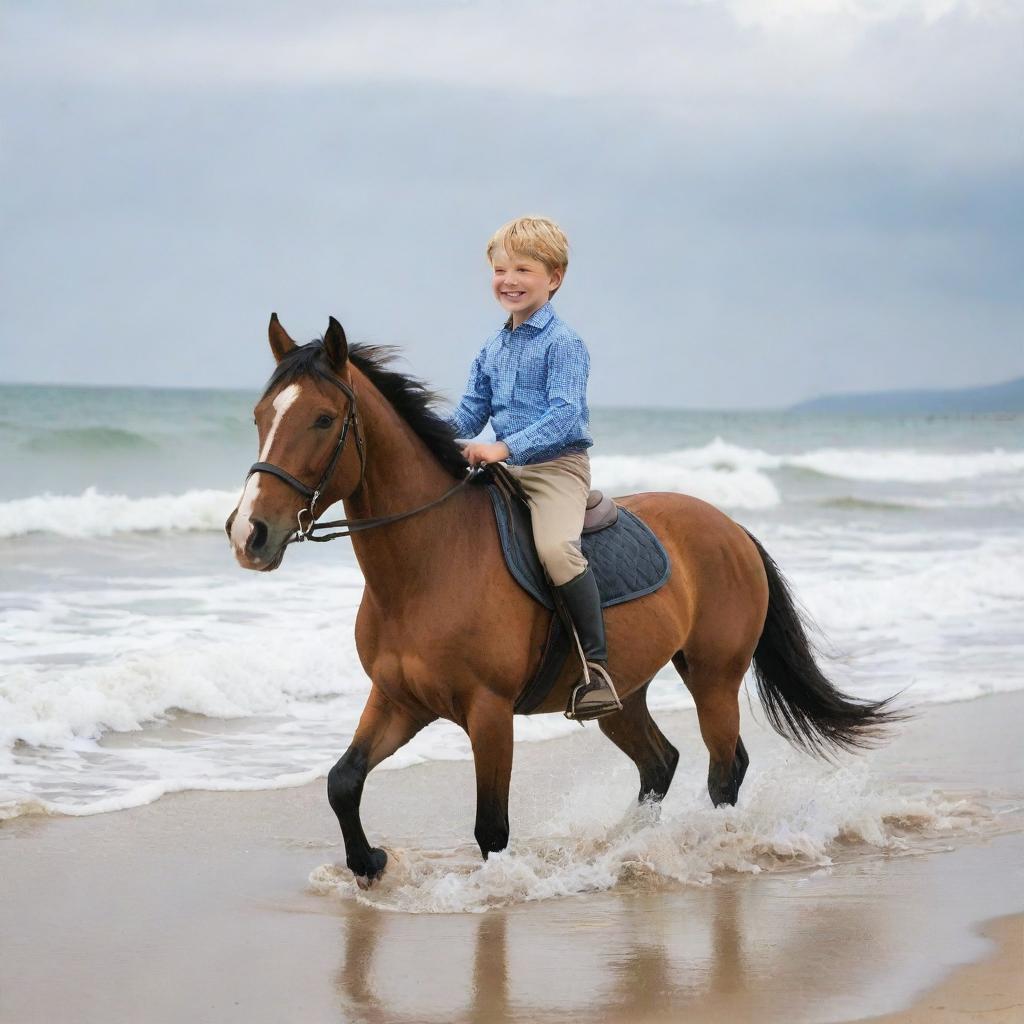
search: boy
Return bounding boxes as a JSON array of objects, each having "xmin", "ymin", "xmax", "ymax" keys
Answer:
[{"xmin": 448, "ymin": 216, "xmax": 621, "ymax": 721}]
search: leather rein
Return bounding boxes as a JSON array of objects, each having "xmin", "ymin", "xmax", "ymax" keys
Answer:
[{"xmin": 246, "ymin": 370, "xmax": 481, "ymax": 545}]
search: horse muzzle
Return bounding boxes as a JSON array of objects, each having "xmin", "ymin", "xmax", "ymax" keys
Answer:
[{"xmin": 226, "ymin": 508, "xmax": 290, "ymax": 571}]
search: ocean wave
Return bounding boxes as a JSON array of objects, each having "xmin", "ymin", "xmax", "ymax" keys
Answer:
[
  {"xmin": 0, "ymin": 564, "xmax": 368, "ymax": 749},
  {"xmin": 821, "ymin": 491, "xmax": 1024, "ymax": 511},
  {"xmin": 21, "ymin": 426, "xmax": 160, "ymax": 453},
  {"xmin": 0, "ymin": 486, "xmax": 240, "ymax": 539},
  {"xmin": 590, "ymin": 454, "xmax": 780, "ymax": 508},
  {"xmin": 2, "ymin": 437, "xmax": 1021, "ymax": 539},
  {"xmin": 783, "ymin": 446, "xmax": 1024, "ymax": 483},
  {"xmin": 0, "ymin": 768, "xmax": 328, "ymax": 822},
  {"xmin": 0, "ymin": 564, "xmax": 372, "ymax": 821},
  {"xmin": 819, "ymin": 496, "xmax": 917, "ymax": 512},
  {"xmin": 595, "ymin": 438, "xmax": 1024, "ymax": 488}
]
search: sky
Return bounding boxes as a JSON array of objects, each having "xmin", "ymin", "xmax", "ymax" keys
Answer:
[{"xmin": 1, "ymin": 0, "xmax": 1021, "ymax": 408}]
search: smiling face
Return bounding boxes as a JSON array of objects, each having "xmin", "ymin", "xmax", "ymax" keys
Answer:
[{"xmin": 490, "ymin": 247, "xmax": 564, "ymax": 325}]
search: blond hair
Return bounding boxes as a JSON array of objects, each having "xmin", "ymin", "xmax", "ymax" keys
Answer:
[{"xmin": 486, "ymin": 216, "xmax": 569, "ymax": 295}]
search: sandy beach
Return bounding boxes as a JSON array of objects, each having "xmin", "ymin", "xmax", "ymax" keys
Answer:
[
  {"xmin": 1, "ymin": 691, "xmax": 1021, "ymax": 1024},
  {"xmin": 856, "ymin": 915, "xmax": 1022, "ymax": 1024}
]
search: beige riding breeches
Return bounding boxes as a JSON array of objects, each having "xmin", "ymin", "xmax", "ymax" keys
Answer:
[{"xmin": 505, "ymin": 450, "xmax": 591, "ymax": 587}]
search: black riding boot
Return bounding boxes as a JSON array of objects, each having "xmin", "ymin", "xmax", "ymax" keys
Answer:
[{"xmin": 556, "ymin": 567, "xmax": 622, "ymax": 721}]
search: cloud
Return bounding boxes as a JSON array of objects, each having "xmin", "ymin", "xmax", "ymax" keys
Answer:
[
  {"xmin": 1, "ymin": 1, "xmax": 1020, "ymax": 401},
  {"xmin": 725, "ymin": 0, "xmax": 1014, "ymax": 28},
  {"xmin": 4, "ymin": 0, "xmax": 1019, "ymax": 101}
]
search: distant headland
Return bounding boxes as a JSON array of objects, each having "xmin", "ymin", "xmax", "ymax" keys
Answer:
[{"xmin": 791, "ymin": 376, "xmax": 1024, "ymax": 414}]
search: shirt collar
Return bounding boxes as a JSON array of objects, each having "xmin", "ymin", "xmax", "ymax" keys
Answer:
[{"xmin": 503, "ymin": 301, "xmax": 555, "ymax": 333}]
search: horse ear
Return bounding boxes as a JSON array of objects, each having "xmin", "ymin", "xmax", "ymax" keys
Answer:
[
  {"xmin": 268, "ymin": 313, "xmax": 296, "ymax": 363},
  {"xmin": 324, "ymin": 316, "xmax": 349, "ymax": 371}
]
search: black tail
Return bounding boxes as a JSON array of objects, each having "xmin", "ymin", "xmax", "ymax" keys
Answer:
[{"xmin": 745, "ymin": 530, "xmax": 903, "ymax": 757}]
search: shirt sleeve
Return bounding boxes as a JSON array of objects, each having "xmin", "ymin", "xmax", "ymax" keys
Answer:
[
  {"xmin": 502, "ymin": 332, "xmax": 589, "ymax": 464},
  {"xmin": 447, "ymin": 346, "xmax": 492, "ymax": 439}
]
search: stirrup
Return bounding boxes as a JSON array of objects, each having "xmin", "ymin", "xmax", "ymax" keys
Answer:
[{"xmin": 565, "ymin": 661, "xmax": 623, "ymax": 722}]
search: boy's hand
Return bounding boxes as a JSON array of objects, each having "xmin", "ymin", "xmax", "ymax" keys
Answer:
[{"xmin": 462, "ymin": 441, "xmax": 511, "ymax": 466}]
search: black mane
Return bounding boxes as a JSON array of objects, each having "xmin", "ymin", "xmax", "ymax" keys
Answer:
[{"xmin": 262, "ymin": 340, "xmax": 469, "ymax": 479}]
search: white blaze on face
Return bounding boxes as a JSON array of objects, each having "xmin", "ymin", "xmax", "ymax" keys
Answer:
[{"xmin": 230, "ymin": 383, "xmax": 303, "ymax": 553}]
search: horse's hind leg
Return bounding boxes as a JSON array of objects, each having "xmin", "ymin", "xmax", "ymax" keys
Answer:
[
  {"xmin": 672, "ymin": 654, "xmax": 748, "ymax": 807},
  {"xmin": 328, "ymin": 685, "xmax": 434, "ymax": 884},
  {"xmin": 598, "ymin": 682, "xmax": 679, "ymax": 803}
]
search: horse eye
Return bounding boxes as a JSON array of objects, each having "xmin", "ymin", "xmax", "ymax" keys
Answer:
[{"xmin": 314, "ymin": 414, "xmax": 335, "ymax": 429}]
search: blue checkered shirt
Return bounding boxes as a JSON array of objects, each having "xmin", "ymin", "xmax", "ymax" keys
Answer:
[{"xmin": 448, "ymin": 302, "xmax": 593, "ymax": 466}]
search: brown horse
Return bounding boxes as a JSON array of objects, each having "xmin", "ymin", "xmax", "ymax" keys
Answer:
[{"xmin": 226, "ymin": 315, "xmax": 896, "ymax": 885}]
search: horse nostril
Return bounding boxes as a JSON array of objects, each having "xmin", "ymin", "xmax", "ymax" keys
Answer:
[
  {"xmin": 224, "ymin": 511, "xmax": 237, "ymax": 538},
  {"xmin": 249, "ymin": 519, "xmax": 269, "ymax": 552}
]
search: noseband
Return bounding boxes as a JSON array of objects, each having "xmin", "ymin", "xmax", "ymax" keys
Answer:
[{"xmin": 246, "ymin": 370, "xmax": 480, "ymax": 545}]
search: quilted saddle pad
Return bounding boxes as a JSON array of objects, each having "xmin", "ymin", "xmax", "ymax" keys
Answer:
[{"xmin": 485, "ymin": 482, "xmax": 671, "ymax": 610}]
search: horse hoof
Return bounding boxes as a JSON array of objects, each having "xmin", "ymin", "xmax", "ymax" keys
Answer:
[
  {"xmin": 708, "ymin": 762, "xmax": 740, "ymax": 807},
  {"xmin": 353, "ymin": 847, "xmax": 388, "ymax": 888}
]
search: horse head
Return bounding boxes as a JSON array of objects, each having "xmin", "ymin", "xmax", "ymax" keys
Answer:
[{"xmin": 226, "ymin": 314, "xmax": 363, "ymax": 571}]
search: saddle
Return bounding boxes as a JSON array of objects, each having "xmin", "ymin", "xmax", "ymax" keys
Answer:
[
  {"xmin": 482, "ymin": 465, "xmax": 671, "ymax": 714},
  {"xmin": 583, "ymin": 489, "xmax": 619, "ymax": 534}
]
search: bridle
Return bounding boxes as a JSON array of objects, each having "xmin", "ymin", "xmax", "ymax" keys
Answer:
[
  {"xmin": 247, "ymin": 371, "xmax": 365, "ymax": 542},
  {"xmin": 245, "ymin": 369, "xmax": 481, "ymax": 545}
]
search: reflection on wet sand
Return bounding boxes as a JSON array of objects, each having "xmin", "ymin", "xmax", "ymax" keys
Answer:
[
  {"xmin": 470, "ymin": 912, "xmax": 512, "ymax": 1024},
  {"xmin": 336, "ymin": 902, "xmax": 386, "ymax": 1023},
  {"xmin": 333, "ymin": 871, "xmax": 889, "ymax": 1024}
]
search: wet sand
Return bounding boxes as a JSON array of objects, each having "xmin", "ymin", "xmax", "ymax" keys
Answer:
[
  {"xmin": 854, "ymin": 915, "xmax": 1022, "ymax": 1024},
  {"xmin": 1, "ymin": 692, "xmax": 1022, "ymax": 1024}
]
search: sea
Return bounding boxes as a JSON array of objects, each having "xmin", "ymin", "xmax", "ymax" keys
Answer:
[{"xmin": 1, "ymin": 382, "xmax": 1022, "ymax": 897}]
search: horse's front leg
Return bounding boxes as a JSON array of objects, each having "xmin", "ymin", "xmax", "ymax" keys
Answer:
[
  {"xmin": 465, "ymin": 690, "xmax": 514, "ymax": 859},
  {"xmin": 328, "ymin": 685, "xmax": 433, "ymax": 885}
]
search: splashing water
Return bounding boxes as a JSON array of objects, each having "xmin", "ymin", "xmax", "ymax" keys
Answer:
[{"xmin": 310, "ymin": 759, "xmax": 994, "ymax": 914}]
